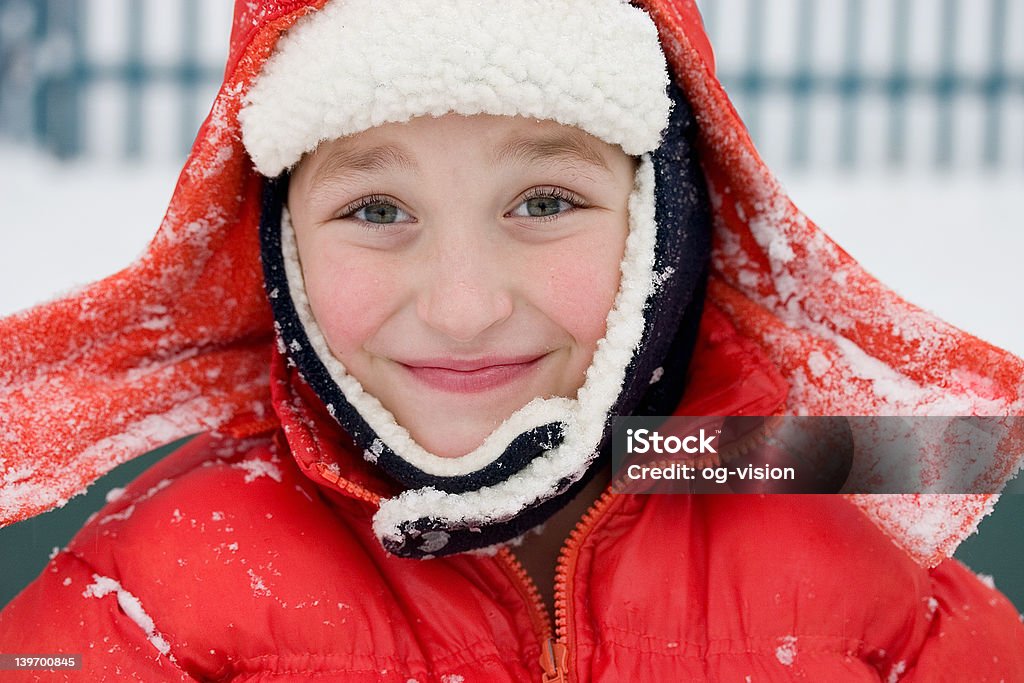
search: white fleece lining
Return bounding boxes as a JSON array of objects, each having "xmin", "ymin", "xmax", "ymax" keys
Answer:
[
  {"xmin": 240, "ymin": 0, "xmax": 671, "ymax": 176},
  {"xmin": 282, "ymin": 157, "xmax": 654, "ymax": 480}
]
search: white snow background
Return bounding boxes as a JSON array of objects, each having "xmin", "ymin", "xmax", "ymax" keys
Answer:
[{"xmin": 0, "ymin": 144, "xmax": 1021, "ymax": 360}]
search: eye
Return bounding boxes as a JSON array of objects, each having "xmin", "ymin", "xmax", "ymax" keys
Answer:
[
  {"xmin": 339, "ymin": 195, "xmax": 413, "ymax": 226},
  {"xmin": 510, "ymin": 188, "xmax": 585, "ymax": 219}
]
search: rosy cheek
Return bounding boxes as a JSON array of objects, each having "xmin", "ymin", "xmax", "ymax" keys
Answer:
[
  {"xmin": 301, "ymin": 249, "xmax": 399, "ymax": 359},
  {"xmin": 531, "ymin": 234, "xmax": 625, "ymax": 347}
]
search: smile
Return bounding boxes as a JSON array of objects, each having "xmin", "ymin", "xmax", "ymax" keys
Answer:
[{"xmin": 398, "ymin": 355, "xmax": 547, "ymax": 394}]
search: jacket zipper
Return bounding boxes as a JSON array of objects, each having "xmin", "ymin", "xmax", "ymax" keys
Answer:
[
  {"xmin": 497, "ymin": 486, "xmax": 620, "ymax": 683},
  {"xmin": 314, "ymin": 461, "xmax": 382, "ymax": 505}
]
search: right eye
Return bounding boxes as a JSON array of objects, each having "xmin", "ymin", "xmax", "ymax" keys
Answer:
[{"xmin": 339, "ymin": 196, "xmax": 413, "ymax": 227}]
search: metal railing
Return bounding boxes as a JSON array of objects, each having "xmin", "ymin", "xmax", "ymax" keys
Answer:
[
  {"xmin": 701, "ymin": 0, "xmax": 1024, "ymax": 169},
  {"xmin": 0, "ymin": 0, "xmax": 227, "ymax": 161},
  {"xmin": 1, "ymin": 0, "xmax": 1022, "ymax": 170}
]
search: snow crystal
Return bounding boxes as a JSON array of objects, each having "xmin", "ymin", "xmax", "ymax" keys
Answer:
[
  {"xmin": 248, "ymin": 569, "xmax": 271, "ymax": 597},
  {"xmin": 651, "ymin": 266, "xmax": 676, "ymax": 291},
  {"xmin": 138, "ymin": 315, "xmax": 173, "ymax": 331},
  {"xmin": 887, "ymin": 660, "xmax": 906, "ymax": 682},
  {"xmin": 365, "ymin": 438, "xmax": 386, "ymax": 463},
  {"xmin": 105, "ymin": 487, "xmax": 126, "ymax": 503},
  {"xmin": 926, "ymin": 596, "xmax": 939, "ymax": 619},
  {"xmin": 806, "ymin": 351, "xmax": 830, "ymax": 379},
  {"xmin": 440, "ymin": 675, "xmax": 464, "ymax": 683},
  {"xmin": 649, "ymin": 367, "xmax": 664, "ymax": 384},
  {"xmin": 211, "ymin": 511, "xmax": 225, "ymax": 521},
  {"xmin": 233, "ymin": 457, "xmax": 283, "ymax": 483},
  {"xmin": 98, "ymin": 504, "xmax": 136, "ymax": 525},
  {"xmin": 62, "ymin": 577, "xmax": 72, "ymax": 586},
  {"xmin": 775, "ymin": 635, "xmax": 797, "ymax": 666},
  {"xmin": 975, "ymin": 572, "xmax": 996, "ymax": 590},
  {"xmin": 82, "ymin": 574, "xmax": 173, "ymax": 657},
  {"xmin": 768, "ymin": 236, "xmax": 796, "ymax": 263},
  {"xmin": 417, "ymin": 530, "xmax": 450, "ymax": 553}
]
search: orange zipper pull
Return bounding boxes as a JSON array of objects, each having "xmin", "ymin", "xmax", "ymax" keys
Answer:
[{"xmin": 540, "ymin": 638, "xmax": 569, "ymax": 683}]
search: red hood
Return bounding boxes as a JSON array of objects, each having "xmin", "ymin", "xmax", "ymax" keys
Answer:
[{"xmin": 2, "ymin": 0, "xmax": 1022, "ymax": 568}]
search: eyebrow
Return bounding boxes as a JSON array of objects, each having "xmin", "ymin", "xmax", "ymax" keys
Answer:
[
  {"xmin": 492, "ymin": 131, "xmax": 612, "ymax": 174},
  {"xmin": 305, "ymin": 143, "xmax": 418, "ymax": 198}
]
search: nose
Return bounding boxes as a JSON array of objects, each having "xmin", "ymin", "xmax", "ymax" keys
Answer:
[{"xmin": 415, "ymin": 231, "xmax": 515, "ymax": 343}]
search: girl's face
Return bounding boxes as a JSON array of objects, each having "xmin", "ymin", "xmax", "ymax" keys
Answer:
[{"xmin": 288, "ymin": 114, "xmax": 635, "ymax": 457}]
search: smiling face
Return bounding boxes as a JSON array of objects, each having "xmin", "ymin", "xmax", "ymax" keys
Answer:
[{"xmin": 287, "ymin": 114, "xmax": 636, "ymax": 458}]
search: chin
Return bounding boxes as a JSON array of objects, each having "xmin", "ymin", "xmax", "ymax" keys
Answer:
[{"xmin": 405, "ymin": 416, "xmax": 505, "ymax": 459}]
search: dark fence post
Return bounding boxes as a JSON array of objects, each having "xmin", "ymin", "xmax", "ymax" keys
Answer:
[
  {"xmin": 790, "ymin": 0, "xmax": 815, "ymax": 169},
  {"xmin": 124, "ymin": 0, "xmax": 144, "ymax": 159},
  {"xmin": 935, "ymin": 0, "xmax": 959, "ymax": 169},
  {"xmin": 740, "ymin": 0, "xmax": 766, "ymax": 144},
  {"xmin": 839, "ymin": 0, "xmax": 864, "ymax": 169},
  {"xmin": 35, "ymin": 0, "xmax": 82, "ymax": 159},
  {"xmin": 983, "ymin": 0, "xmax": 1008, "ymax": 168},
  {"xmin": 180, "ymin": 0, "xmax": 201, "ymax": 156},
  {"xmin": 886, "ymin": 0, "xmax": 911, "ymax": 167}
]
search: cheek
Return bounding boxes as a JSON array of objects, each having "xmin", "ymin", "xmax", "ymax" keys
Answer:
[
  {"xmin": 531, "ymin": 229, "xmax": 626, "ymax": 347},
  {"xmin": 299, "ymin": 246, "xmax": 400, "ymax": 358}
]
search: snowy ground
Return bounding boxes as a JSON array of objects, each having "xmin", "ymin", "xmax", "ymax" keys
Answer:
[{"xmin": 1, "ymin": 144, "xmax": 1021, "ymax": 359}]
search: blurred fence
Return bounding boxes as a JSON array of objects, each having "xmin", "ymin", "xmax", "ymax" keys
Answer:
[
  {"xmin": 0, "ymin": 0, "xmax": 231, "ymax": 161},
  {"xmin": 701, "ymin": 0, "xmax": 1024, "ymax": 170},
  {"xmin": 1, "ymin": 0, "xmax": 1022, "ymax": 170}
]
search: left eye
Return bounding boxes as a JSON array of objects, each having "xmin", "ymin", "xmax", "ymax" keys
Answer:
[
  {"xmin": 511, "ymin": 195, "xmax": 574, "ymax": 218},
  {"xmin": 353, "ymin": 201, "xmax": 411, "ymax": 224}
]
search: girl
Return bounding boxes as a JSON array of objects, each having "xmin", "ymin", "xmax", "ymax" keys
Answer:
[{"xmin": 1, "ymin": 1, "xmax": 1022, "ymax": 680}]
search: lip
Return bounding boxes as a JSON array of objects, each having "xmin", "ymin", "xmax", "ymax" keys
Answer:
[{"xmin": 398, "ymin": 354, "xmax": 547, "ymax": 394}]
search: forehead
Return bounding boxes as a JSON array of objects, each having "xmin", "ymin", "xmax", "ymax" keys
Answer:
[{"xmin": 294, "ymin": 114, "xmax": 619, "ymax": 189}]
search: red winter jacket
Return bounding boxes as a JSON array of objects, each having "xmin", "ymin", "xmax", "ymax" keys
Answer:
[
  {"xmin": 2, "ymin": 0, "xmax": 1024, "ymax": 680},
  {"xmin": 3, "ymin": 306, "xmax": 1022, "ymax": 681}
]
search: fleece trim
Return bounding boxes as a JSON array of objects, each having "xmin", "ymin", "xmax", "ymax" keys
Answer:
[{"xmin": 239, "ymin": 0, "xmax": 672, "ymax": 175}]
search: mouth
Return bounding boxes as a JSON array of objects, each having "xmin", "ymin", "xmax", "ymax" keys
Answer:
[{"xmin": 397, "ymin": 354, "xmax": 548, "ymax": 394}]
